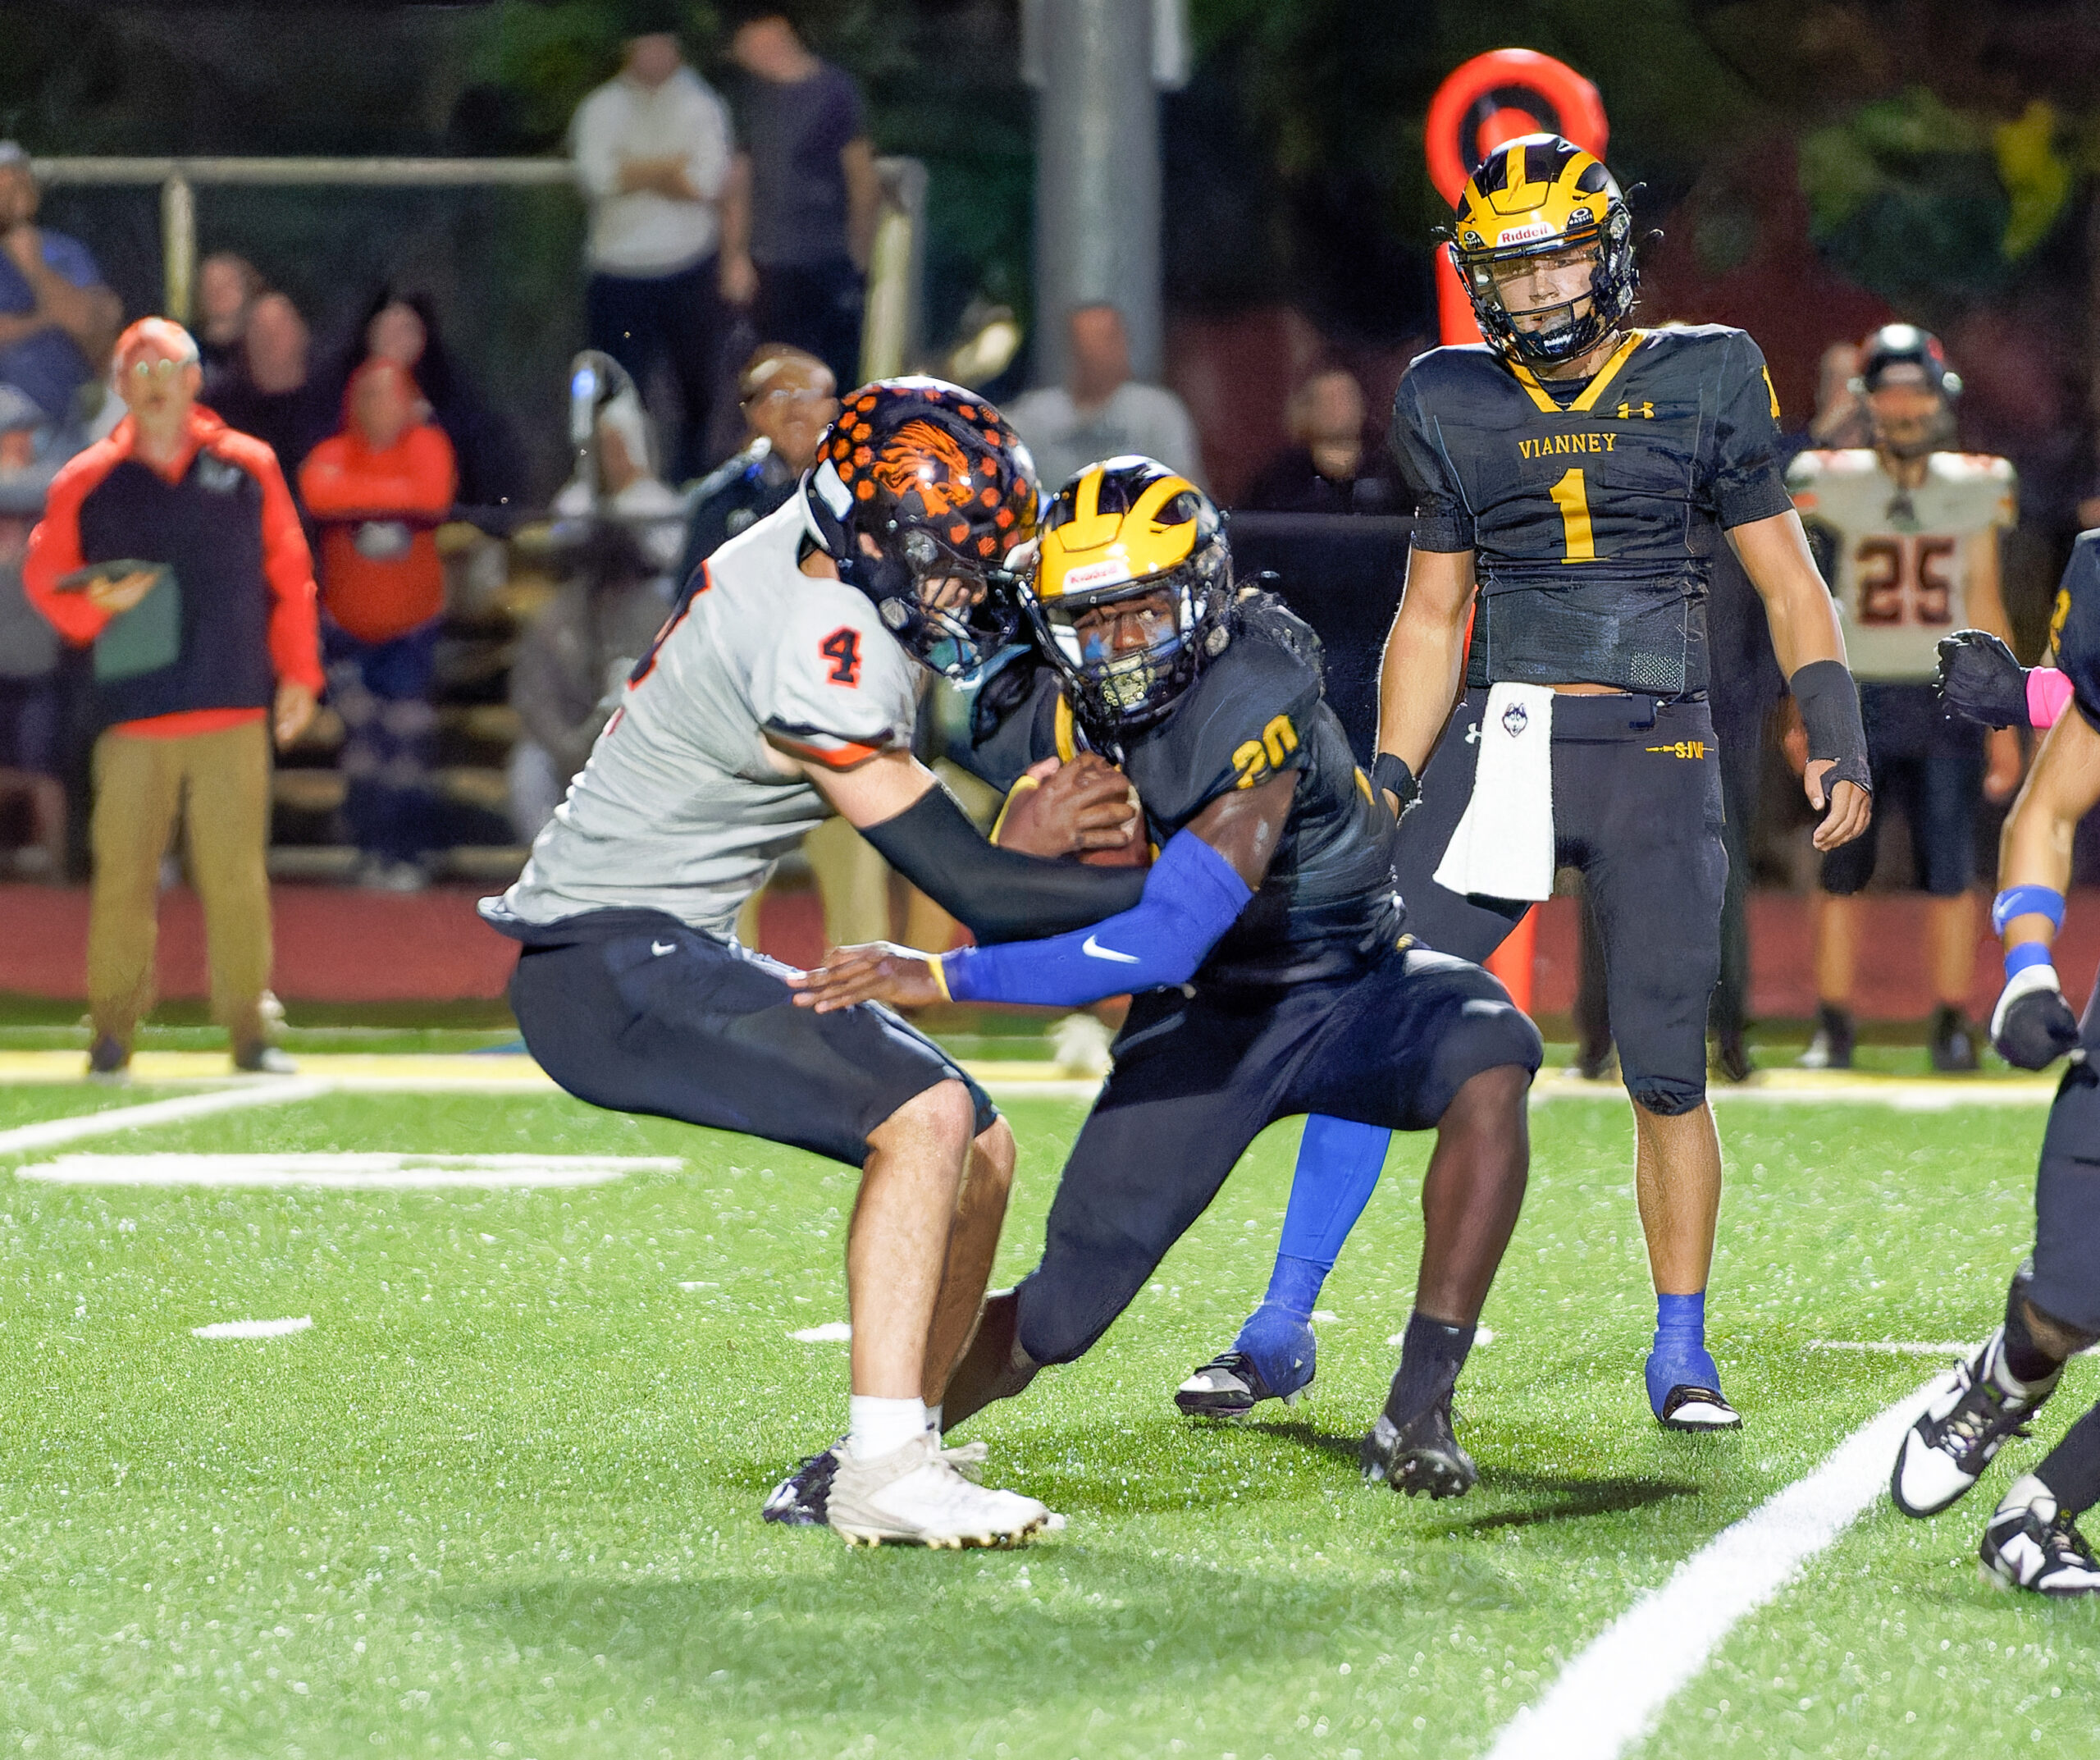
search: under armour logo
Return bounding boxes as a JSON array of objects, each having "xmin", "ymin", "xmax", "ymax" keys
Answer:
[{"xmin": 1463, "ymin": 721, "xmax": 1483, "ymax": 744}]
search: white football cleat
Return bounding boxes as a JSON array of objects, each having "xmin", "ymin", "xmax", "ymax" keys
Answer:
[
  {"xmin": 826, "ymin": 1433, "xmax": 1050, "ymax": 1548},
  {"xmin": 1891, "ymin": 1332, "xmax": 2056, "ymax": 1519},
  {"xmin": 1979, "ymin": 1475, "xmax": 2100, "ymax": 1596}
]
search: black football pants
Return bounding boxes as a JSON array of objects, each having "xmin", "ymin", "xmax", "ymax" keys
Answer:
[{"xmin": 1395, "ymin": 688, "xmax": 1727, "ymax": 1116}]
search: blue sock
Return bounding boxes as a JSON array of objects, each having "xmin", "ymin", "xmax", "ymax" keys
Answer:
[
  {"xmin": 1646, "ymin": 1290, "xmax": 1722, "ymax": 1413},
  {"xmin": 1231, "ymin": 1117, "xmax": 1390, "ymax": 1396},
  {"xmin": 1272, "ymin": 1115, "xmax": 1393, "ymax": 1300}
]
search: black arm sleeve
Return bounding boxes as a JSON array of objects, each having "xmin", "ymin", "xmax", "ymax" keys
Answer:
[{"xmin": 861, "ymin": 782, "xmax": 1149, "ymax": 945}]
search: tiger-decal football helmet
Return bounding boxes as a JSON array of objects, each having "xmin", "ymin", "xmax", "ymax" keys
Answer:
[
  {"xmin": 805, "ymin": 377, "xmax": 1039, "ymax": 679},
  {"xmin": 1449, "ymin": 133, "xmax": 1637, "ymax": 369},
  {"xmin": 1024, "ymin": 456, "xmax": 1232, "ymax": 733}
]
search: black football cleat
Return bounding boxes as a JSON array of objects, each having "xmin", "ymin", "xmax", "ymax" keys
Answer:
[
  {"xmin": 1176, "ymin": 1350, "xmax": 1285, "ymax": 1419},
  {"xmin": 1713, "ymin": 1030, "xmax": 1754, "ymax": 1085},
  {"xmin": 762, "ymin": 1444, "xmax": 841, "ymax": 1526},
  {"xmin": 1361, "ymin": 1394, "xmax": 1477, "ymax": 1500},
  {"xmin": 1930, "ymin": 1005, "xmax": 1980, "ymax": 1074}
]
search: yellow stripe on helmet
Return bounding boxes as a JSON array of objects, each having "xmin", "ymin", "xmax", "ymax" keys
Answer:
[{"xmin": 1037, "ymin": 464, "xmax": 1203, "ymax": 602}]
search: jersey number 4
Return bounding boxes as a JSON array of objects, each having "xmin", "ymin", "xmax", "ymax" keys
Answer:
[
  {"xmin": 1856, "ymin": 535, "xmax": 1956, "ymax": 625},
  {"xmin": 819, "ymin": 625, "xmax": 864, "ymax": 687}
]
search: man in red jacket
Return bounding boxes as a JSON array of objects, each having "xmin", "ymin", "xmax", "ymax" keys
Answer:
[{"xmin": 25, "ymin": 317, "xmax": 322, "ymax": 1077}]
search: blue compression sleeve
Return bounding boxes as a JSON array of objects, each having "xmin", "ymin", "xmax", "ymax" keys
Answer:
[
  {"xmin": 1276, "ymin": 1115, "xmax": 1394, "ymax": 1275},
  {"xmin": 938, "ymin": 829, "xmax": 1253, "ymax": 1008}
]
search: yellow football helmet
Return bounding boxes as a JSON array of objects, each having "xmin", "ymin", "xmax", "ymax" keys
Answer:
[
  {"xmin": 1449, "ymin": 133, "xmax": 1637, "ymax": 368},
  {"xmin": 1025, "ymin": 456, "xmax": 1231, "ymax": 730}
]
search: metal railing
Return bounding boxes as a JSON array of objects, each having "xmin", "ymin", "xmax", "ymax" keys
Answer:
[{"xmin": 30, "ymin": 153, "xmax": 927, "ymax": 381}]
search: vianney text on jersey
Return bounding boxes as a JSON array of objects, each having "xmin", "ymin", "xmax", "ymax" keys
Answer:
[
  {"xmin": 1786, "ymin": 447, "xmax": 2016, "ymax": 683},
  {"xmin": 483, "ymin": 495, "xmax": 919, "ymax": 941},
  {"xmin": 1389, "ymin": 324, "xmax": 1794, "ymax": 696}
]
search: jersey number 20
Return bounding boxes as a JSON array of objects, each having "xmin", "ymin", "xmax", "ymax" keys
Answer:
[{"xmin": 1855, "ymin": 535, "xmax": 1956, "ymax": 625}]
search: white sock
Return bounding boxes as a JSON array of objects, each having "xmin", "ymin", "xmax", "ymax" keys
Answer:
[
  {"xmin": 848, "ymin": 1395, "xmax": 926, "ymax": 1461},
  {"xmin": 925, "ymin": 1404, "xmax": 943, "ymax": 1434}
]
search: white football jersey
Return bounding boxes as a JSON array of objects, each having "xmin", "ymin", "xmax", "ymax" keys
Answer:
[
  {"xmin": 1787, "ymin": 448, "xmax": 2016, "ymax": 681},
  {"xmin": 484, "ymin": 495, "xmax": 919, "ymax": 939}
]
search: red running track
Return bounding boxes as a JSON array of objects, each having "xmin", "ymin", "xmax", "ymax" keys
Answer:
[{"xmin": 0, "ymin": 885, "xmax": 2092, "ymax": 1018}]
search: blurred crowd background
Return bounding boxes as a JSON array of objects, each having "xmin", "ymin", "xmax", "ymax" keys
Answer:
[{"xmin": 2, "ymin": 0, "xmax": 2098, "ymax": 1046}]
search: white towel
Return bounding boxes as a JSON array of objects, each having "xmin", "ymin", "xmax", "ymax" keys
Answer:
[{"xmin": 1432, "ymin": 683, "xmax": 1557, "ymax": 902}]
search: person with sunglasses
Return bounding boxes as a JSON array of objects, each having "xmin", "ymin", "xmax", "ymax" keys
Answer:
[
  {"xmin": 22, "ymin": 317, "xmax": 322, "ymax": 1078},
  {"xmin": 481, "ymin": 378, "xmax": 1152, "ymax": 1549}
]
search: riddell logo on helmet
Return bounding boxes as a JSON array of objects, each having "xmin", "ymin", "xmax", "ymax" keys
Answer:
[
  {"xmin": 1061, "ymin": 558, "xmax": 1134, "ymax": 592},
  {"xmin": 1497, "ymin": 221, "xmax": 1556, "ymax": 246},
  {"xmin": 871, "ymin": 420, "xmax": 978, "ymax": 514}
]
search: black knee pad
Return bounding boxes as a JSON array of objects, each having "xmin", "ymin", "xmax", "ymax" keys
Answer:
[{"xmin": 1628, "ymin": 1077, "xmax": 1706, "ymax": 1118}]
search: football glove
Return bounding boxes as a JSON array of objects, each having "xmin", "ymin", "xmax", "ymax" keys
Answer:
[
  {"xmin": 1935, "ymin": 629, "xmax": 2029, "ymax": 729},
  {"xmin": 1991, "ymin": 963, "xmax": 2083, "ymax": 1070}
]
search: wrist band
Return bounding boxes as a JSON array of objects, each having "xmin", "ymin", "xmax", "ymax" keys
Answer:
[
  {"xmin": 1993, "ymin": 885, "xmax": 2066, "ymax": 937},
  {"xmin": 1370, "ymin": 752, "xmax": 1420, "ymax": 815},
  {"xmin": 2005, "ymin": 941, "xmax": 2056, "ymax": 981}
]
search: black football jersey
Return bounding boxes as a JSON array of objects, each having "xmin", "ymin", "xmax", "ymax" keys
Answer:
[
  {"xmin": 2048, "ymin": 531, "xmax": 2100, "ymax": 733},
  {"xmin": 1389, "ymin": 324, "xmax": 1793, "ymax": 694},
  {"xmin": 966, "ymin": 593, "xmax": 1401, "ymax": 985}
]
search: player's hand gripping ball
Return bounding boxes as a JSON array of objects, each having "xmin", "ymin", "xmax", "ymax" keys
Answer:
[
  {"xmin": 993, "ymin": 754, "xmax": 1148, "ymax": 866},
  {"xmin": 1936, "ymin": 629, "xmax": 2030, "ymax": 729}
]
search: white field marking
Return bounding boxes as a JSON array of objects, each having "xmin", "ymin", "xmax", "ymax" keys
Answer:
[
  {"xmin": 192, "ymin": 1316, "xmax": 313, "ymax": 1340},
  {"xmin": 1483, "ymin": 1373, "xmax": 1948, "ymax": 1760},
  {"xmin": 789, "ymin": 1321, "xmax": 851, "ymax": 1342},
  {"xmin": 1312, "ymin": 1309, "xmax": 1340, "ymax": 1322},
  {"xmin": 1812, "ymin": 1337, "xmax": 2100, "ymax": 1360},
  {"xmin": 16, "ymin": 1152, "xmax": 680, "ymax": 1188},
  {"xmin": 0, "ymin": 1080, "xmax": 331, "ymax": 1156},
  {"xmin": 678, "ymin": 1280, "xmax": 718, "ymax": 1291}
]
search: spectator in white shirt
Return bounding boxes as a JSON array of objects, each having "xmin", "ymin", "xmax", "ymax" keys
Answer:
[
  {"xmin": 569, "ymin": 15, "xmax": 738, "ymax": 480},
  {"xmin": 1005, "ymin": 304, "xmax": 1206, "ymax": 496}
]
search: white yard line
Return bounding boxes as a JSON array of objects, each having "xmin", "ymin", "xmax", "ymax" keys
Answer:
[
  {"xmin": 1810, "ymin": 1340, "xmax": 1972, "ymax": 1355},
  {"xmin": 193, "ymin": 1316, "xmax": 312, "ymax": 1340},
  {"xmin": 0, "ymin": 1080, "xmax": 332, "ymax": 1156},
  {"xmin": 1482, "ymin": 1373, "xmax": 1949, "ymax": 1760},
  {"xmin": 16, "ymin": 1151, "xmax": 676, "ymax": 1187}
]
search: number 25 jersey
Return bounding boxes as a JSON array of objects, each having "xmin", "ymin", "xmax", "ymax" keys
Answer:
[
  {"xmin": 1785, "ymin": 447, "xmax": 2016, "ymax": 683},
  {"xmin": 1389, "ymin": 324, "xmax": 1794, "ymax": 696}
]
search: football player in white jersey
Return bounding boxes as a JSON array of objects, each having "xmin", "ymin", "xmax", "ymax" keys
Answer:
[
  {"xmin": 1787, "ymin": 326, "xmax": 2022, "ymax": 1070},
  {"xmin": 482, "ymin": 380, "xmax": 1153, "ymax": 1547}
]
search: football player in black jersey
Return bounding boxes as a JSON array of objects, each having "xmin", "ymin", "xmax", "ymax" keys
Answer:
[
  {"xmin": 1886, "ymin": 536, "xmax": 2100, "ymax": 1595},
  {"xmin": 792, "ymin": 458, "xmax": 1545, "ymax": 1500},
  {"xmin": 1202, "ymin": 135, "xmax": 1873, "ymax": 1437}
]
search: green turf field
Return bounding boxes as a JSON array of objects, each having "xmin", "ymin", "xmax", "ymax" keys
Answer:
[{"xmin": 0, "ymin": 1081, "xmax": 2093, "ymax": 1758}]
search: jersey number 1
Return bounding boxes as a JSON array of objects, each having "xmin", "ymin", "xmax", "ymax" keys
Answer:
[{"xmin": 1550, "ymin": 468, "xmax": 1596, "ymax": 563}]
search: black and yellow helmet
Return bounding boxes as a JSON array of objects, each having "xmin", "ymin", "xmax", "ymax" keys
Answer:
[
  {"xmin": 1025, "ymin": 456, "xmax": 1231, "ymax": 732},
  {"xmin": 1449, "ymin": 133, "xmax": 1637, "ymax": 369}
]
